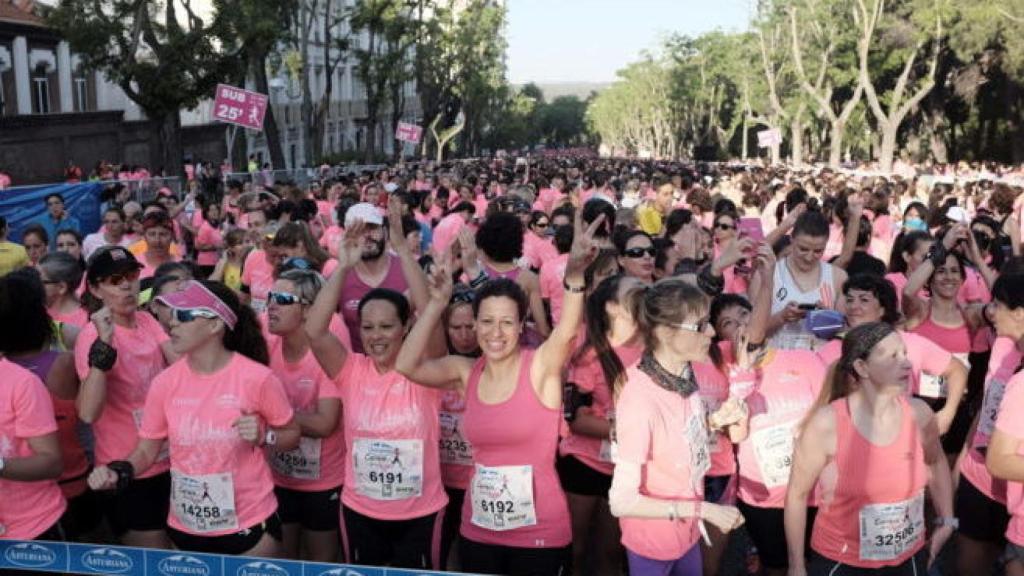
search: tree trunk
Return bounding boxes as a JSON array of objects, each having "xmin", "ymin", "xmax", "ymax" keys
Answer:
[
  {"xmin": 250, "ymin": 54, "xmax": 285, "ymax": 169},
  {"xmin": 829, "ymin": 119, "xmax": 846, "ymax": 168},
  {"xmin": 156, "ymin": 111, "xmax": 184, "ymax": 179},
  {"xmin": 878, "ymin": 124, "xmax": 898, "ymax": 174}
]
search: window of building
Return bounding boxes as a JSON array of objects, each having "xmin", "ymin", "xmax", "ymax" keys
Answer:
[
  {"xmin": 31, "ymin": 69, "xmax": 49, "ymax": 114},
  {"xmin": 74, "ymin": 77, "xmax": 88, "ymax": 111}
]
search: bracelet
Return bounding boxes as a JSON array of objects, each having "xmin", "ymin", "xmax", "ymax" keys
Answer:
[
  {"xmin": 563, "ymin": 279, "xmax": 586, "ymax": 293},
  {"xmin": 107, "ymin": 460, "xmax": 135, "ymax": 492},
  {"xmin": 468, "ymin": 268, "xmax": 489, "ymax": 289},
  {"xmin": 88, "ymin": 339, "xmax": 118, "ymax": 371}
]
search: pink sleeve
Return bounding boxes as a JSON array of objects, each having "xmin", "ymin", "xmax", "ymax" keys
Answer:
[
  {"xmin": 14, "ymin": 375, "xmax": 58, "ymax": 438},
  {"xmin": 317, "ymin": 369, "xmax": 342, "ymax": 401},
  {"xmin": 73, "ymin": 325, "xmax": 97, "ymax": 381},
  {"xmin": 996, "ymin": 376, "xmax": 1024, "ymax": 438},
  {"xmin": 139, "ymin": 377, "xmax": 170, "ymax": 440},
  {"xmin": 258, "ymin": 374, "xmax": 296, "ymax": 428},
  {"xmin": 614, "ymin": 385, "xmax": 651, "ymax": 465}
]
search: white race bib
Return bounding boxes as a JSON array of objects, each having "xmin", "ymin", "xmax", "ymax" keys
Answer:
[
  {"xmin": 598, "ymin": 440, "xmax": 613, "ymax": 463},
  {"xmin": 439, "ymin": 412, "xmax": 474, "ymax": 466},
  {"xmin": 270, "ymin": 437, "xmax": 322, "ymax": 480},
  {"xmin": 751, "ymin": 422, "xmax": 795, "ymax": 488},
  {"xmin": 978, "ymin": 379, "xmax": 1007, "ymax": 440},
  {"xmin": 352, "ymin": 439, "xmax": 423, "ymax": 500},
  {"xmin": 685, "ymin": 398, "xmax": 711, "ymax": 488},
  {"xmin": 171, "ymin": 471, "xmax": 239, "ymax": 533},
  {"xmin": 470, "ymin": 465, "xmax": 537, "ymax": 531},
  {"xmin": 917, "ymin": 372, "xmax": 947, "ymax": 399},
  {"xmin": 858, "ymin": 492, "xmax": 924, "ymax": 561}
]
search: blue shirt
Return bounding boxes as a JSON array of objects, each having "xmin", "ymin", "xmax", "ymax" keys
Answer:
[{"xmin": 38, "ymin": 214, "xmax": 81, "ymax": 249}]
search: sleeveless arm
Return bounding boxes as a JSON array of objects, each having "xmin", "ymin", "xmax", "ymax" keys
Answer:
[
  {"xmin": 912, "ymin": 400, "xmax": 953, "ymax": 520},
  {"xmin": 304, "ymin": 263, "xmax": 350, "ymax": 379},
  {"xmin": 784, "ymin": 405, "xmax": 836, "ymax": 572},
  {"xmin": 394, "ymin": 296, "xmax": 471, "ymax": 391}
]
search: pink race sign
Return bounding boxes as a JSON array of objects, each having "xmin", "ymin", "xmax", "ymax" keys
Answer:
[{"xmin": 213, "ymin": 84, "xmax": 268, "ymax": 130}]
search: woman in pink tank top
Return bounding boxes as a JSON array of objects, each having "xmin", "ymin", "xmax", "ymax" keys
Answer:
[
  {"xmin": 784, "ymin": 322, "xmax": 954, "ymax": 575},
  {"xmin": 395, "ymin": 213, "xmax": 606, "ymax": 575}
]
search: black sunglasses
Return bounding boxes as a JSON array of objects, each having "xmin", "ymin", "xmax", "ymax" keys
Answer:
[{"xmin": 624, "ymin": 246, "xmax": 656, "ymax": 258}]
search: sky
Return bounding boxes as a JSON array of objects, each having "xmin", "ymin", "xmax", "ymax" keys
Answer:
[{"xmin": 506, "ymin": 0, "xmax": 752, "ymax": 84}]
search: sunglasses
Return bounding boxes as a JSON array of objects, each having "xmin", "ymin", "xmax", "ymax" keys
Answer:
[
  {"xmin": 451, "ymin": 290, "xmax": 476, "ymax": 305},
  {"xmin": 173, "ymin": 308, "xmax": 220, "ymax": 323},
  {"xmin": 715, "ymin": 223, "xmax": 736, "ymax": 231},
  {"xmin": 676, "ymin": 318, "xmax": 711, "ymax": 333},
  {"xmin": 623, "ymin": 246, "xmax": 656, "ymax": 259},
  {"xmin": 533, "ymin": 221, "xmax": 549, "ymax": 229},
  {"xmin": 267, "ymin": 291, "xmax": 305, "ymax": 306},
  {"xmin": 101, "ymin": 269, "xmax": 141, "ymax": 286}
]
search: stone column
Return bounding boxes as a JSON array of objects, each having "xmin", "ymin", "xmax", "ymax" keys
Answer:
[
  {"xmin": 57, "ymin": 41, "xmax": 73, "ymax": 112},
  {"xmin": 12, "ymin": 36, "xmax": 30, "ymax": 114}
]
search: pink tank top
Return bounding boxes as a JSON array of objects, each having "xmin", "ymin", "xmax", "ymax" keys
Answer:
[
  {"xmin": 340, "ymin": 256, "xmax": 409, "ymax": 353},
  {"xmin": 811, "ymin": 396, "xmax": 927, "ymax": 568},
  {"xmin": 460, "ymin": 350, "xmax": 571, "ymax": 548},
  {"xmin": 910, "ymin": 308, "xmax": 971, "ymax": 355}
]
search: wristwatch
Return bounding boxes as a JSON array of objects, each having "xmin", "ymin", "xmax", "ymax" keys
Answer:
[{"xmin": 263, "ymin": 430, "xmax": 277, "ymax": 447}]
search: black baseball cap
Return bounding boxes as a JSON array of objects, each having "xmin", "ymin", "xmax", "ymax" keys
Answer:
[{"xmin": 86, "ymin": 246, "xmax": 143, "ymax": 284}]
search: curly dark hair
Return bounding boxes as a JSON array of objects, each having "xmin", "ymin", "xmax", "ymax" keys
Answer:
[
  {"xmin": 473, "ymin": 278, "xmax": 528, "ymax": 322},
  {"xmin": 475, "ymin": 212, "xmax": 524, "ymax": 263}
]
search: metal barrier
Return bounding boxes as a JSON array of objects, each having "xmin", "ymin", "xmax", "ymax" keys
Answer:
[{"xmin": 0, "ymin": 539, "xmax": 475, "ymax": 576}]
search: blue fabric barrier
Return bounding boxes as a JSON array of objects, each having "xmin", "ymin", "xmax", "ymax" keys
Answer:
[
  {"xmin": 0, "ymin": 539, "xmax": 472, "ymax": 576},
  {"xmin": 0, "ymin": 182, "xmax": 103, "ymax": 242}
]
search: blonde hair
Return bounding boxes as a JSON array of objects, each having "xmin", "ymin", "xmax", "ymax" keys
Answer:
[{"xmin": 628, "ymin": 278, "xmax": 708, "ymax": 351}]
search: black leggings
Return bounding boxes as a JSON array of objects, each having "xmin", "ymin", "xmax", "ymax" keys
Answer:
[
  {"xmin": 460, "ymin": 537, "xmax": 571, "ymax": 576},
  {"xmin": 807, "ymin": 549, "xmax": 928, "ymax": 575}
]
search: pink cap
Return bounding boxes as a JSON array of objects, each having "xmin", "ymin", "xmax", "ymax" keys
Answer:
[{"xmin": 156, "ymin": 280, "xmax": 238, "ymax": 330}]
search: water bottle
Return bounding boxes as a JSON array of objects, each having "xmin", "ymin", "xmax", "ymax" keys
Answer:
[{"xmin": 745, "ymin": 544, "xmax": 762, "ymax": 575}]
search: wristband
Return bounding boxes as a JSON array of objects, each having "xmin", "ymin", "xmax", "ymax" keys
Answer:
[
  {"xmin": 468, "ymin": 268, "xmax": 489, "ymax": 289},
  {"xmin": 563, "ymin": 279, "xmax": 586, "ymax": 293},
  {"xmin": 88, "ymin": 339, "xmax": 118, "ymax": 371},
  {"xmin": 933, "ymin": 516, "xmax": 959, "ymax": 530},
  {"xmin": 107, "ymin": 460, "xmax": 135, "ymax": 491}
]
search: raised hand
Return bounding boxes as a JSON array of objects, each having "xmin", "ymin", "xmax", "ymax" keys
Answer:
[
  {"xmin": 91, "ymin": 306, "xmax": 115, "ymax": 343},
  {"xmin": 566, "ymin": 213, "xmax": 605, "ymax": 277},
  {"xmin": 427, "ymin": 249, "xmax": 455, "ymax": 305},
  {"xmin": 457, "ymin": 227, "xmax": 481, "ymax": 279},
  {"xmin": 337, "ymin": 221, "xmax": 367, "ymax": 270}
]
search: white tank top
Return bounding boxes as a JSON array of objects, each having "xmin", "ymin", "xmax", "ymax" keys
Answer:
[{"xmin": 768, "ymin": 258, "xmax": 836, "ymax": 351}]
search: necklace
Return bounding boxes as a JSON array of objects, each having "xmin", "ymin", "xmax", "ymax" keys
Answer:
[{"xmin": 638, "ymin": 351, "xmax": 697, "ymax": 397}]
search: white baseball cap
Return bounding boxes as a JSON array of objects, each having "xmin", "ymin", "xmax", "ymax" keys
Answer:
[{"xmin": 345, "ymin": 202, "xmax": 384, "ymax": 228}]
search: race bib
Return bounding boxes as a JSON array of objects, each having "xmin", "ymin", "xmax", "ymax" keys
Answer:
[
  {"xmin": 171, "ymin": 471, "xmax": 239, "ymax": 533},
  {"xmin": 858, "ymin": 492, "xmax": 924, "ymax": 561},
  {"xmin": 598, "ymin": 440, "xmax": 613, "ymax": 463},
  {"xmin": 270, "ymin": 437, "xmax": 322, "ymax": 480},
  {"xmin": 470, "ymin": 465, "xmax": 537, "ymax": 531},
  {"xmin": 751, "ymin": 422, "xmax": 795, "ymax": 488},
  {"xmin": 917, "ymin": 372, "xmax": 947, "ymax": 399},
  {"xmin": 977, "ymin": 379, "xmax": 1007, "ymax": 440},
  {"xmin": 439, "ymin": 412, "xmax": 474, "ymax": 466},
  {"xmin": 352, "ymin": 439, "xmax": 424, "ymax": 500},
  {"xmin": 132, "ymin": 409, "xmax": 169, "ymax": 463},
  {"xmin": 685, "ymin": 401, "xmax": 711, "ymax": 488}
]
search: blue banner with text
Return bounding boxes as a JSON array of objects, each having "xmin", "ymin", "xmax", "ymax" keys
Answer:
[{"xmin": 0, "ymin": 540, "xmax": 472, "ymax": 576}]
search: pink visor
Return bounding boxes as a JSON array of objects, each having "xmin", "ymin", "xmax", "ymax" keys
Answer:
[{"xmin": 156, "ymin": 280, "xmax": 238, "ymax": 330}]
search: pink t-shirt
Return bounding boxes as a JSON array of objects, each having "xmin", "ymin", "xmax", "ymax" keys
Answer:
[
  {"xmin": 538, "ymin": 253, "xmax": 569, "ymax": 324},
  {"xmin": 960, "ymin": 336, "xmax": 1019, "ymax": 504},
  {"xmin": 439, "ymin": 390, "xmax": 474, "ymax": 490},
  {"xmin": 242, "ymin": 250, "xmax": 276, "ymax": 313},
  {"xmin": 695, "ymin": 357, "xmax": 736, "ymax": 478},
  {"xmin": 731, "ymin": 349, "xmax": 825, "ymax": 508},
  {"xmin": 0, "ymin": 359, "xmax": 67, "ymax": 540},
  {"xmin": 993, "ymin": 370, "xmax": 1024, "ymax": 546},
  {"xmin": 49, "ymin": 305, "xmax": 89, "ymax": 329},
  {"xmin": 538, "ymin": 188, "xmax": 561, "ymax": 213},
  {"xmin": 560, "ymin": 344, "xmax": 642, "ymax": 476},
  {"xmin": 817, "ymin": 330, "xmax": 951, "ymax": 399},
  {"xmin": 615, "ymin": 365, "xmax": 705, "ymax": 560},
  {"xmin": 74, "ymin": 312, "xmax": 170, "ymax": 479},
  {"xmin": 336, "ymin": 353, "xmax": 446, "ymax": 521},
  {"xmin": 522, "ymin": 233, "xmax": 558, "ymax": 271},
  {"xmin": 195, "ymin": 221, "xmax": 223, "ymax": 267},
  {"xmin": 139, "ymin": 354, "xmax": 294, "ymax": 536},
  {"xmin": 266, "ymin": 336, "xmax": 345, "ymax": 492}
]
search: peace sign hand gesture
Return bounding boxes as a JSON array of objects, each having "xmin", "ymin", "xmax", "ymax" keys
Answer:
[
  {"xmin": 427, "ymin": 250, "xmax": 455, "ymax": 305},
  {"xmin": 337, "ymin": 221, "xmax": 367, "ymax": 271},
  {"xmin": 566, "ymin": 213, "xmax": 605, "ymax": 279}
]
